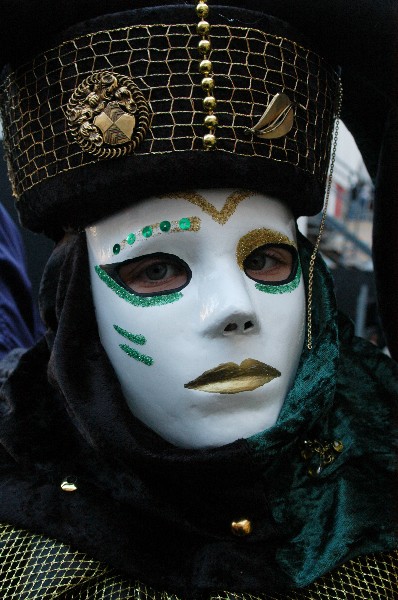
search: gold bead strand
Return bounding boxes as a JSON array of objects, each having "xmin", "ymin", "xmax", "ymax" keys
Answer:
[{"xmin": 196, "ymin": 0, "xmax": 217, "ymax": 149}]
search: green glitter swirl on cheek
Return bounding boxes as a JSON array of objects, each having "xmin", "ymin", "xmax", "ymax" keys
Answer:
[
  {"xmin": 94, "ymin": 265, "xmax": 182, "ymax": 307},
  {"xmin": 113, "ymin": 324, "xmax": 146, "ymax": 345},
  {"xmin": 119, "ymin": 343, "xmax": 154, "ymax": 366},
  {"xmin": 113, "ymin": 324, "xmax": 153, "ymax": 365},
  {"xmin": 255, "ymin": 261, "xmax": 302, "ymax": 294}
]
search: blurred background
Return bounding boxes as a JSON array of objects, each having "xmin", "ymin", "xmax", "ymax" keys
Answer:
[
  {"xmin": 299, "ymin": 122, "xmax": 383, "ymax": 349},
  {"xmin": 0, "ymin": 123, "xmax": 54, "ymax": 314},
  {"xmin": 0, "ymin": 121, "xmax": 384, "ymax": 349}
]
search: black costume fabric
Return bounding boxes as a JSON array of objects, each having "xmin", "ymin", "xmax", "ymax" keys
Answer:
[{"xmin": 0, "ymin": 233, "xmax": 397, "ymax": 598}]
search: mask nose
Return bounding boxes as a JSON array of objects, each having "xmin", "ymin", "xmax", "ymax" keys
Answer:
[
  {"xmin": 223, "ymin": 320, "xmax": 255, "ymax": 335},
  {"xmin": 199, "ymin": 262, "xmax": 259, "ymax": 338}
]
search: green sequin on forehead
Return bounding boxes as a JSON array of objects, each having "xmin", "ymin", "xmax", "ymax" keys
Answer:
[
  {"xmin": 112, "ymin": 216, "xmax": 201, "ymax": 256},
  {"xmin": 95, "ymin": 265, "xmax": 182, "ymax": 307},
  {"xmin": 236, "ymin": 228, "xmax": 296, "ymax": 270}
]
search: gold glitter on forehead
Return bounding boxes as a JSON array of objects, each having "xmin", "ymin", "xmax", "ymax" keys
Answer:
[
  {"xmin": 236, "ymin": 228, "xmax": 296, "ymax": 270},
  {"xmin": 161, "ymin": 190, "xmax": 254, "ymax": 225}
]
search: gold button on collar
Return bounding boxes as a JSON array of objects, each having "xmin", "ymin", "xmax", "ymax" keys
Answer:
[
  {"xmin": 231, "ymin": 519, "xmax": 252, "ymax": 536},
  {"xmin": 61, "ymin": 479, "xmax": 77, "ymax": 492}
]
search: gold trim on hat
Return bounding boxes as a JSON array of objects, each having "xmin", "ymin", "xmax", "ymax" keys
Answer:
[{"xmin": 0, "ymin": 24, "xmax": 339, "ymax": 198}]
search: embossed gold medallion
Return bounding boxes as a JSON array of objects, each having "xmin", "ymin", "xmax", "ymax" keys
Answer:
[{"xmin": 66, "ymin": 71, "xmax": 150, "ymax": 157}]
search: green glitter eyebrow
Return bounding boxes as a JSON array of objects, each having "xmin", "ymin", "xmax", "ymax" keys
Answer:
[
  {"xmin": 112, "ymin": 216, "xmax": 201, "ymax": 256},
  {"xmin": 255, "ymin": 261, "xmax": 302, "ymax": 295},
  {"xmin": 112, "ymin": 324, "xmax": 153, "ymax": 366},
  {"xmin": 95, "ymin": 265, "xmax": 182, "ymax": 307}
]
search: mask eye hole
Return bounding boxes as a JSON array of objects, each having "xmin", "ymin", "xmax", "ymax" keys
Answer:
[
  {"xmin": 101, "ymin": 253, "xmax": 191, "ymax": 296},
  {"xmin": 243, "ymin": 244, "xmax": 298, "ymax": 285}
]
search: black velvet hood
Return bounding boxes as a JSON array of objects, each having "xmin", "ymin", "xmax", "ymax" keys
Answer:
[{"xmin": 0, "ymin": 233, "xmax": 397, "ymax": 597}]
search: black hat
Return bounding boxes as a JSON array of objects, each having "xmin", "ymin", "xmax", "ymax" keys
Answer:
[
  {"xmin": 1, "ymin": 1, "xmax": 397, "ymax": 355},
  {"xmin": 0, "ymin": 1, "xmax": 341, "ymax": 239}
]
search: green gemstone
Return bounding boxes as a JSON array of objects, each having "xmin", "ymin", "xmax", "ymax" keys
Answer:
[
  {"xmin": 113, "ymin": 244, "xmax": 121, "ymax": 255},
  {"xmin": 142, "ymin": 226, "xmax": 153, "ymax": 238},
  {"xmin": 127, "ymin": 233, "xmax": 136, "ymax": 245},
  {"xmin": 160, "ymin": 220, "xmax": 171, "ymax": 232},
  {"xmin": 179, "ymin": 218, "xmax": 191, "ymax": 231}
]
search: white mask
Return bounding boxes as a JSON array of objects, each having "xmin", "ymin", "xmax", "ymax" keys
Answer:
[{"xmin": 86, "ymin": 190, "xmax": 306, "ymax": 449}]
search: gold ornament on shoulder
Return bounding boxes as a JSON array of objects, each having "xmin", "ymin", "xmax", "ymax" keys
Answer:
[
  {"xmin": 301, "ymin": 439, "xmax": 344, "ymax": 477},
  {"xmin": 66, "ymin": 71, "xmax": 150, "ymax": 157}
]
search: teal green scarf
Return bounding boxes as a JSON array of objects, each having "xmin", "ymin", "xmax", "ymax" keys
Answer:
[{"xmin": 248, "ymin": 234, "xmax": 398, "ymax": 586}]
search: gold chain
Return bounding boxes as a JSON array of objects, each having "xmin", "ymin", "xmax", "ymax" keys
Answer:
[{"xmin": 306, "ymin": 79, "xmax": 343, "ymax": 350}]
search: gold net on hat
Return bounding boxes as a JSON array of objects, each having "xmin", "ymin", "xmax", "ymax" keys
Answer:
[{"xmin": 0, "ymin": 22, "xmax": 339, "ymax": 200}]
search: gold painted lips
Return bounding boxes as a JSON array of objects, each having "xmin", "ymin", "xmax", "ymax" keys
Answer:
[{"xmin": 184, "ymin": 359, "xmax": 281, "ymax": 394}]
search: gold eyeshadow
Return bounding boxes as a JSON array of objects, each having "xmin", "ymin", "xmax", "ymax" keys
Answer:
[{"xmin": 236, "ymin": 228, "xmax": 296, "ymax": 270}]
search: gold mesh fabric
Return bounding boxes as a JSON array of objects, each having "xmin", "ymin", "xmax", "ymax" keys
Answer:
[
  {"xmin": 0, "ymin": 523, "xmax": 108, "ymax": 598},
  {"xmin": 214, "ymin": 550, "xmax": 398, "ymax": 599},
  {"xmin": 0, "ymin": 23, "xmax": 339, "ymax": 198},
  {"xmin": 1, "ymin": 523, "xmax": 398, "ymax": 599}
]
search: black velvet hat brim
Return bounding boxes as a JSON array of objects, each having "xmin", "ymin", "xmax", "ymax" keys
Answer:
[{"xmin": 18, "ymin": 151, "xmax": 322, "ymax": 239}]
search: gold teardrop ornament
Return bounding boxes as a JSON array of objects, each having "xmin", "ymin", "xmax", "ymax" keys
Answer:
[
  {"xmin": 61, "ymin": 480, "xmax": 78, "ymax": 492},
  {"xmin": 231, "ymin": 519, "xmax": 252, "ymax": 536},
  {"xmin": 250, "ymin": 93, "xmax": 294, "ymax": 139}
]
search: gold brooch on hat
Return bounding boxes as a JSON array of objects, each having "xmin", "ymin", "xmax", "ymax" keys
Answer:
[{"xmin": 66, "ymin": 71, "xmax": 150, "ymax": 157}]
